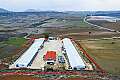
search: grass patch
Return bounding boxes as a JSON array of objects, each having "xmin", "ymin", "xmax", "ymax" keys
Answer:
[{"xmin": 3, "ymin": 37, "xmax": 26, "ymax": 47}]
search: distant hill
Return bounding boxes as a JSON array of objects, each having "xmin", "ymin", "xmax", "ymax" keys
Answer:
[
  {"xmin": 0, "ymin": 11, "xmax": 69, "ymax": 18},
  {"xmin": 0, "ymin": 8, "xmax": 120, "ymax": 18},
  {"xmin": 24, "ymin": 9, "xmax": 39, "ymax": 12},
  {"xmin": 65, "ymin": 11, "xmax": 120, "ymax": 18},
  {"xmin": 0, "ymin": 8, "xmax": 10, "ymax": 13},
  {"xmin": 65, "ymin": 11, "xmax": 96, "ymax": 17},
  {"xmin": 94, "ymin": 11, "xmax": 120, "ymax": 18},
  {"xmin": 24, "ymin": 9, "xmax": 62, "ymax": 13}
]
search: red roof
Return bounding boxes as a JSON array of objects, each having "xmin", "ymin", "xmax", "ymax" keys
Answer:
[{"xmin": 44, "ymin": 51, "xmax": 56, "ymax": 61}]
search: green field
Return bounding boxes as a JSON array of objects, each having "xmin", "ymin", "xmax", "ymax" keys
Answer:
[
  {"xmin": 0, "ymin": 37, "xmax": 27, "ymax": 59},
  {"xmin": 80, "ymin": 39, "xmax": 120, "ymax": 75},
  {"xmin": 4, "ymin": 37, "xmax": 26, "ymax": 47}
]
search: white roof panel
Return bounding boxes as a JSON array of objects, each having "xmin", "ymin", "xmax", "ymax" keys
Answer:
[
  {"xmin": 15, "ymin": 38, "xmax": 44, "ymax": 67},
  {"xmin": 62, "ymin": 38, "xmax": 86, "ymax": 69}
]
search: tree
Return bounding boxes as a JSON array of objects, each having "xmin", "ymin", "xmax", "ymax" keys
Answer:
[
  {"xmin": 43, "ymin": 33, "xmax": 49, "ymax": 40},
  {"xmin": 89, "ymin": 32, "xmax": 92, "ymax": 38}
]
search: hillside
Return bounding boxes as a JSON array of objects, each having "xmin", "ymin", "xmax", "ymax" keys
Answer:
[
  {"xmin": 24, "ymin": 9, "xmax": 39, "ymax": 12},
  {"xmin": 0, "ymin": 8, "xmax": 10, "ymax": 13},
  {"xmin": 94, "ymin": 11, "xmax": 120, "ymax": 18}
]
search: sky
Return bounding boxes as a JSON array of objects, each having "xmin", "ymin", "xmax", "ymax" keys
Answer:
[{"xmin": 0, "ymin": 0, "xmax": 120, "ymax": 11}]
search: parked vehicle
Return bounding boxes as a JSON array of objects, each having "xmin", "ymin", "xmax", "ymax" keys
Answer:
[{"xmin": 58, "ymin": 56, "xmax": 65, "ymax": 63}]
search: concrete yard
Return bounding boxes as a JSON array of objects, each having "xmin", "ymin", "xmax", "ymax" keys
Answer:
[{"xmin": 29, "ymin": 39, "xmax": 63, "ymax": 69}]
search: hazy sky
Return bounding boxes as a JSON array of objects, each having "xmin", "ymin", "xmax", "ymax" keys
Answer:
[{"xmin": 0, "ymin": 0, "xmax": 120, "ymax": 11}]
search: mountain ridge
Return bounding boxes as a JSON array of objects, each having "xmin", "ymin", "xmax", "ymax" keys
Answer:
[{"xmin": 0, "ymin": 8, "xmax": 11, "ymax": 13}]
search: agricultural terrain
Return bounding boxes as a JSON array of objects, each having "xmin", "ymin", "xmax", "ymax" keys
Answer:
[{"xmin": 0, "ymin": 12, "xmax": 120, "ymax": 79}]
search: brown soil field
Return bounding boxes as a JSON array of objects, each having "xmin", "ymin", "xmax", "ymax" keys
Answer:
[
  {"xmin": 44, "ymin": 27, "xmax": 120, "ymax": 40},
  {"xmin": 0, "ymin": 75, "xmax": 97, "ymax": 80},
  {"xmin": 28, "ymin": 27, "xmax": 120, "ymax": 40},
  {"xmin": 101, "ymin": 21, "xmax": 120, "ymax": 31},
  {"xmin": 80, "ymin": 39, "xmax": 120, "ymax": 75},
  {"xmin": 0, "ymin": 75, "xmax": 41, "ymax": 80},
  {"xmin": 88, "ymin": 20, "xmax": 120, "ymax": 31}
]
